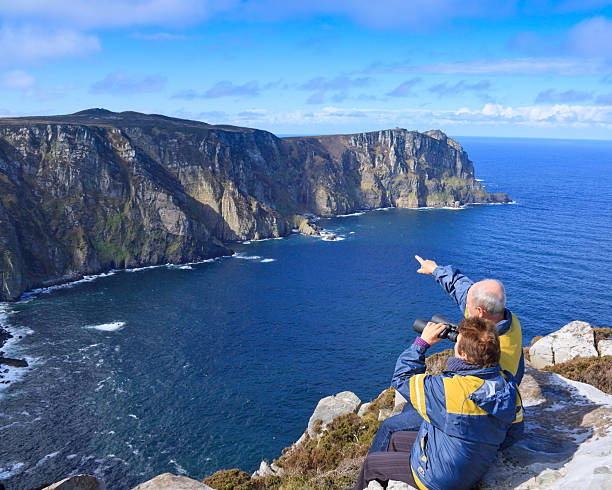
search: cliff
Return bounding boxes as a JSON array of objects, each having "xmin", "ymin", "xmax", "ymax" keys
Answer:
[{"xmin": 0, "ymin": 109, "xmax": 510, "ymax": 301}]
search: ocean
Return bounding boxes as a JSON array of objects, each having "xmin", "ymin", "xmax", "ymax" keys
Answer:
[{"xmin": 1, "ymin": 136, "xmax": 611, "ymax": 489}]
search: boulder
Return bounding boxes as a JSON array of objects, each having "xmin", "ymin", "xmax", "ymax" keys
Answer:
[
  {"xmin": 357, "ymin": 402, "xmax": 372, "ymax": 418},
  {"xmin": 251, "ymin": 460, "xmax": 285, "ymax": 478},
  {"xmin": 251, "ymin": 460, "xmax": 274, "ymax": 478},
  {"xmin": 43, "ymin": 474, "xmax": 105, "ymax": 490},
  {"xmin": 131, "ymin": 473, "xmax": 214, "ymax": 490},
  {"xmin": 598, "ymin": 339, "xmax": 612, "ymax": 357},
  {"xmin": 530, "ymin": 321, "xmax": 597, "ymax": 369},
  {"xmin": 307, "ymin": 391, "xmax": 361, "ymax": 437}
]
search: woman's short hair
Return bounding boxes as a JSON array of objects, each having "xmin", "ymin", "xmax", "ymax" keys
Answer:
[{"xmin": 457, "ymin": 317, "xmax": 500, "ymax": 368}]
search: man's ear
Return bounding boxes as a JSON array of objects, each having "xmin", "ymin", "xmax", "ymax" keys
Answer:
[{"xmin": 475, "ymin": 306, "xmax": 485, "ymax": 318}]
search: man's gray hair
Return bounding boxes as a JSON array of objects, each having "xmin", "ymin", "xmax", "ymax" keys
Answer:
[{"xmin": 471, "ymin": 279, "xmax": 506, "ymax": 316}]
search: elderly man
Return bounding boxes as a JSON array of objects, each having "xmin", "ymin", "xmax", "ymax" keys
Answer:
[
  {"xmin": 414, "ymin": 255, "xmax": 524, "ymax": 383},
  {"xmin": 354, "ymin": 317, "xmax": 523, "ymax": 490},
  {"xmin": 367, "ymin": 256, "xmax": 524, "ymax": 454}
]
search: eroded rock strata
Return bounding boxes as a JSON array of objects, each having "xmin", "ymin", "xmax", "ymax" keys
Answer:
[{"xmin": 0, "ymin": 109, "xmax": 510, "ymax": 300}]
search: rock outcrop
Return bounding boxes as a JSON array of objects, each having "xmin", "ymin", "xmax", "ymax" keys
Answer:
[
  {"xmin": 0, "ymin": 109, "xmax": 509, "ymax": 301},
  {"xmin": 131, "ymin": 473, "xmax": 214, "ymax": 489},
  {"xmin": 307, "ymin": 391, "xmax": 362, "ymax": 437},
  {"xmin": 42, "ymin": 474, "xmax": 106, "ymax": 490},
  {"xmin": 530, "ymin": 321, "xmax": 599, "ymax": 368}
]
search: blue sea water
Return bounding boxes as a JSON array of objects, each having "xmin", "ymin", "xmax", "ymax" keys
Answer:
[{"xmin": 0, "ymin": 137, "xmax": 611, "ymax": 489}]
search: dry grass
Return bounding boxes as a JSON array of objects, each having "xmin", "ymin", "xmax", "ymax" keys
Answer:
[
  {"xmin": 544, "ymin": 356, "xmax": 612, "ymax": 394},
  {"xmin": 425, "ymin": 348, "xmax": 454, "ymax": 375}
]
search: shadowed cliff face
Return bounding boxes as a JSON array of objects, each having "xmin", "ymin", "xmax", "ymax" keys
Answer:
[{"xmin": 0, "ymin": 109, "xmax": 509, "ymax": 300}]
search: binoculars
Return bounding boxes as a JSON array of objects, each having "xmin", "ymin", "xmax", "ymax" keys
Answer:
[{"xmin": 413, "ymin": 314, "xmax": 459, "ymax": 342}]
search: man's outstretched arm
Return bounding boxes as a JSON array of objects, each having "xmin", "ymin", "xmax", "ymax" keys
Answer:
[{"xmin": 415, "ymin": 255, "xmax": 474, "ymax": 313}]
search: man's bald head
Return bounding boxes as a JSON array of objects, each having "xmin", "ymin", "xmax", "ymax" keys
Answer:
[{"xmin": 467, "ymin": 279, "xmax": 506, "ymax": 319}]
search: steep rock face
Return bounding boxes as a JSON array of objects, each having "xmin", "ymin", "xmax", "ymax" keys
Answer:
[
  {"xmin": 0, "ymin": 110, "xmax": 510, "ymax": 300},
  {"xmin": 292, "ymin": 128, "xmax": 504, "ymax": 214}
]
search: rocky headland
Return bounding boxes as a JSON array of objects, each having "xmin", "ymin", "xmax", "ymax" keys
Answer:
[{"xmin": 0, "ymin": 109, "xmax": 509, "ymax": 301}]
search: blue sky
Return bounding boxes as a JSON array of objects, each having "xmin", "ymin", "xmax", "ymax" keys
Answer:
[{"xmin": 1, "ymin": 1, "xmax": 612, "ymax": 138}]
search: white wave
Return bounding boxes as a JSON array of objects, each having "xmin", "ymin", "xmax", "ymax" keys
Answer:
[
  {"xmin": 0, "ymin": 462, "xmax": 25, "ymax": 479},
  {"xmin": 373, "ymin": 206, "xmax": 393, "ymax": 211},
  {"xmin": 337, "ymin": 211, "xmax": 365, "ymax": 217},
  {"xmin": 28, "ymin": 451, "xmax": 60, "ymax": 471},
  {"xmin": 475, "ymin": 178, "xmax": 485, "ymax": 182},
  {"xmin": 243, "ymin": 241, "xmax": 251, "ymax": 244},
  {"xmin": 85, "ymin": 322, "xmax": 125, "ymax": 332},
  {"xmin": 467, "ymin": 201, "xmax": 517, "ymax": 206},
  {"xmin": 66, "ymin": 454, "xmax": 77, "ymax": 460},
  {"xmin": 125, "ymin": 264, "xmax": 166, "ymax": 273},
  {"xmin": 169, "ymin": 459, "xmax": 188, "ymax": 475},
  {"xmin": 320, "ymin": 231, "xmax": 346, "ymax": 242},
  {"xmin": 246, "ymin": 236, "xmax": 286, "ymax": 242},
  {"xmin": 26, "ymin": 271, "xmax": 117, "ymax": 297},
  {"xmin": 260, "ymin": 258, "xmax": 276, "ymax": 263},
  {"xmin": 233, "ymin": 253, "xmax": 262, "ymax": 260},
  {"xmin": 349, "ymin": 231, "xmax": 356, "ymax": 234},
  {"xmin": 128, "ymin": 414, "xmax": 138, "ymax": 419},
  {"xmin": 166, "ymin": 264, "xmax": 194, "ymax": 270}
]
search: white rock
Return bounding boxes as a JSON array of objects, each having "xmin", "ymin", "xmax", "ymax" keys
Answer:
[
  {"xmin": 530, "ymin": 321, "xmax": 597, "ymax": 368},
  {"xmin": 307, "ymin": 391, "xmax": 361, "ymax": 437},
  {"xmin": 394, "ymin": 391, "xmax": 407, "ymax": 410},
  {"xmin": 388, "ymin": 481, "xmax": 417, "ymax": 490},
  {"xmin": 252, "ymin": 460, "xmax": 274, "ymax": 478},
  {"xmin": 357, "ymin": 402, "xmax": 372, "ymax": 418},
  {"xmin": 44, "ymin": 475, "xmax": 105, "ymax": 490},
  {"xmin": 378, "ymin": 408, "xmax": 392, "ymax": 421},
  {"xmin": 529, "ymin": 335, "xmax": 554, "ymax": 369},
  {"xmin": 598, "ymin": 339, "xmax": 612, "ymax": 357},
  {"xmin": 131, "ymin": 473, "xmax": 213, "ymax": 490},
  {"xmin": 270, "ymin": 463, "xmax": 285, "ymax": 476}
]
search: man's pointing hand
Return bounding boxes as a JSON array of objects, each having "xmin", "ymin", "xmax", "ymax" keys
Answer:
[{"xmin": 415, "ymin": 255, "xmax": 438, "ymax": 275}]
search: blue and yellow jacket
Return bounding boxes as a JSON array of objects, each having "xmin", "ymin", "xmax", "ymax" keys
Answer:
[
  {"xmin": 392, "ymin": 343, "xmax": 523, "ymax": 490},
  {"xmin": 432, "ymin": 265, "xmax": 525, "ymax": 384}
]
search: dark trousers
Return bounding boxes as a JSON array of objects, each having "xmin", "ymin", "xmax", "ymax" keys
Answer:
[
  {"xmin": 354, "ymin": 431, "xmax": 419, "ymax": 490},
  {"xmin": 368, "ymin": 404, "xmax": 422, "ymax": 454}
]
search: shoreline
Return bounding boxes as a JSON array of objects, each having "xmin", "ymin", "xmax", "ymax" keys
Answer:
[{"xmin": 6, "ymin": 200, "xmax": 518, "ymax": 304}]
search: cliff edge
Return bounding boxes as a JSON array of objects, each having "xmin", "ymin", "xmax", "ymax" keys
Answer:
[{"xmin": 0, "ymin": 109, "xmax": 510, "ymax": 301}]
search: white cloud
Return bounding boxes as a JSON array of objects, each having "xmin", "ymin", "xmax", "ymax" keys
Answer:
[
  {"xmin": 1, "ymin": 69, "xmax": 36, "ymax": 89},
  {"xmin": 214, "ymin": 104, "xmax": 612, "ymax": 130},
  {"xmin": 0, "ymin": 24, "xmax": 100, "ymax": 64},
  {"xmin": 566, "ymin": 16, "xmax": 612, "ymax": 58},
  {"xmin": 411, "ymin": 57, "xmax": 607, "ymax": 76},
  {"xmin": 0, "ymin": 0, "xmax": 237, "ymax": 29},
  {"xmin": 90, "ymin": 71, "xmax": 166, "ymax": 94}
]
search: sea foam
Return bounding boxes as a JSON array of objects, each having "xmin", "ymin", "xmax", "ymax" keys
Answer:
[
  {"xmin": 233, "ymin": 253, "xmax": 262, "ymax": 260},
  {"xmin": 85, "ymin": 322, "xmax": 125, "ymax": 332}
]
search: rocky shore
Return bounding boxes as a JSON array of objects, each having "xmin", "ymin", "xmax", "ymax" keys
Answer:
[
  {"xmin": 0, "ymin": 109, "xmax": 509, "ymax": 302},
  {"xmin": 36, "ymin": 321, "xmax": 612, "ymax": 490},
  {"xmin": 0, "ymin": 324, "xmax": 28, "ymax": 385}
]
